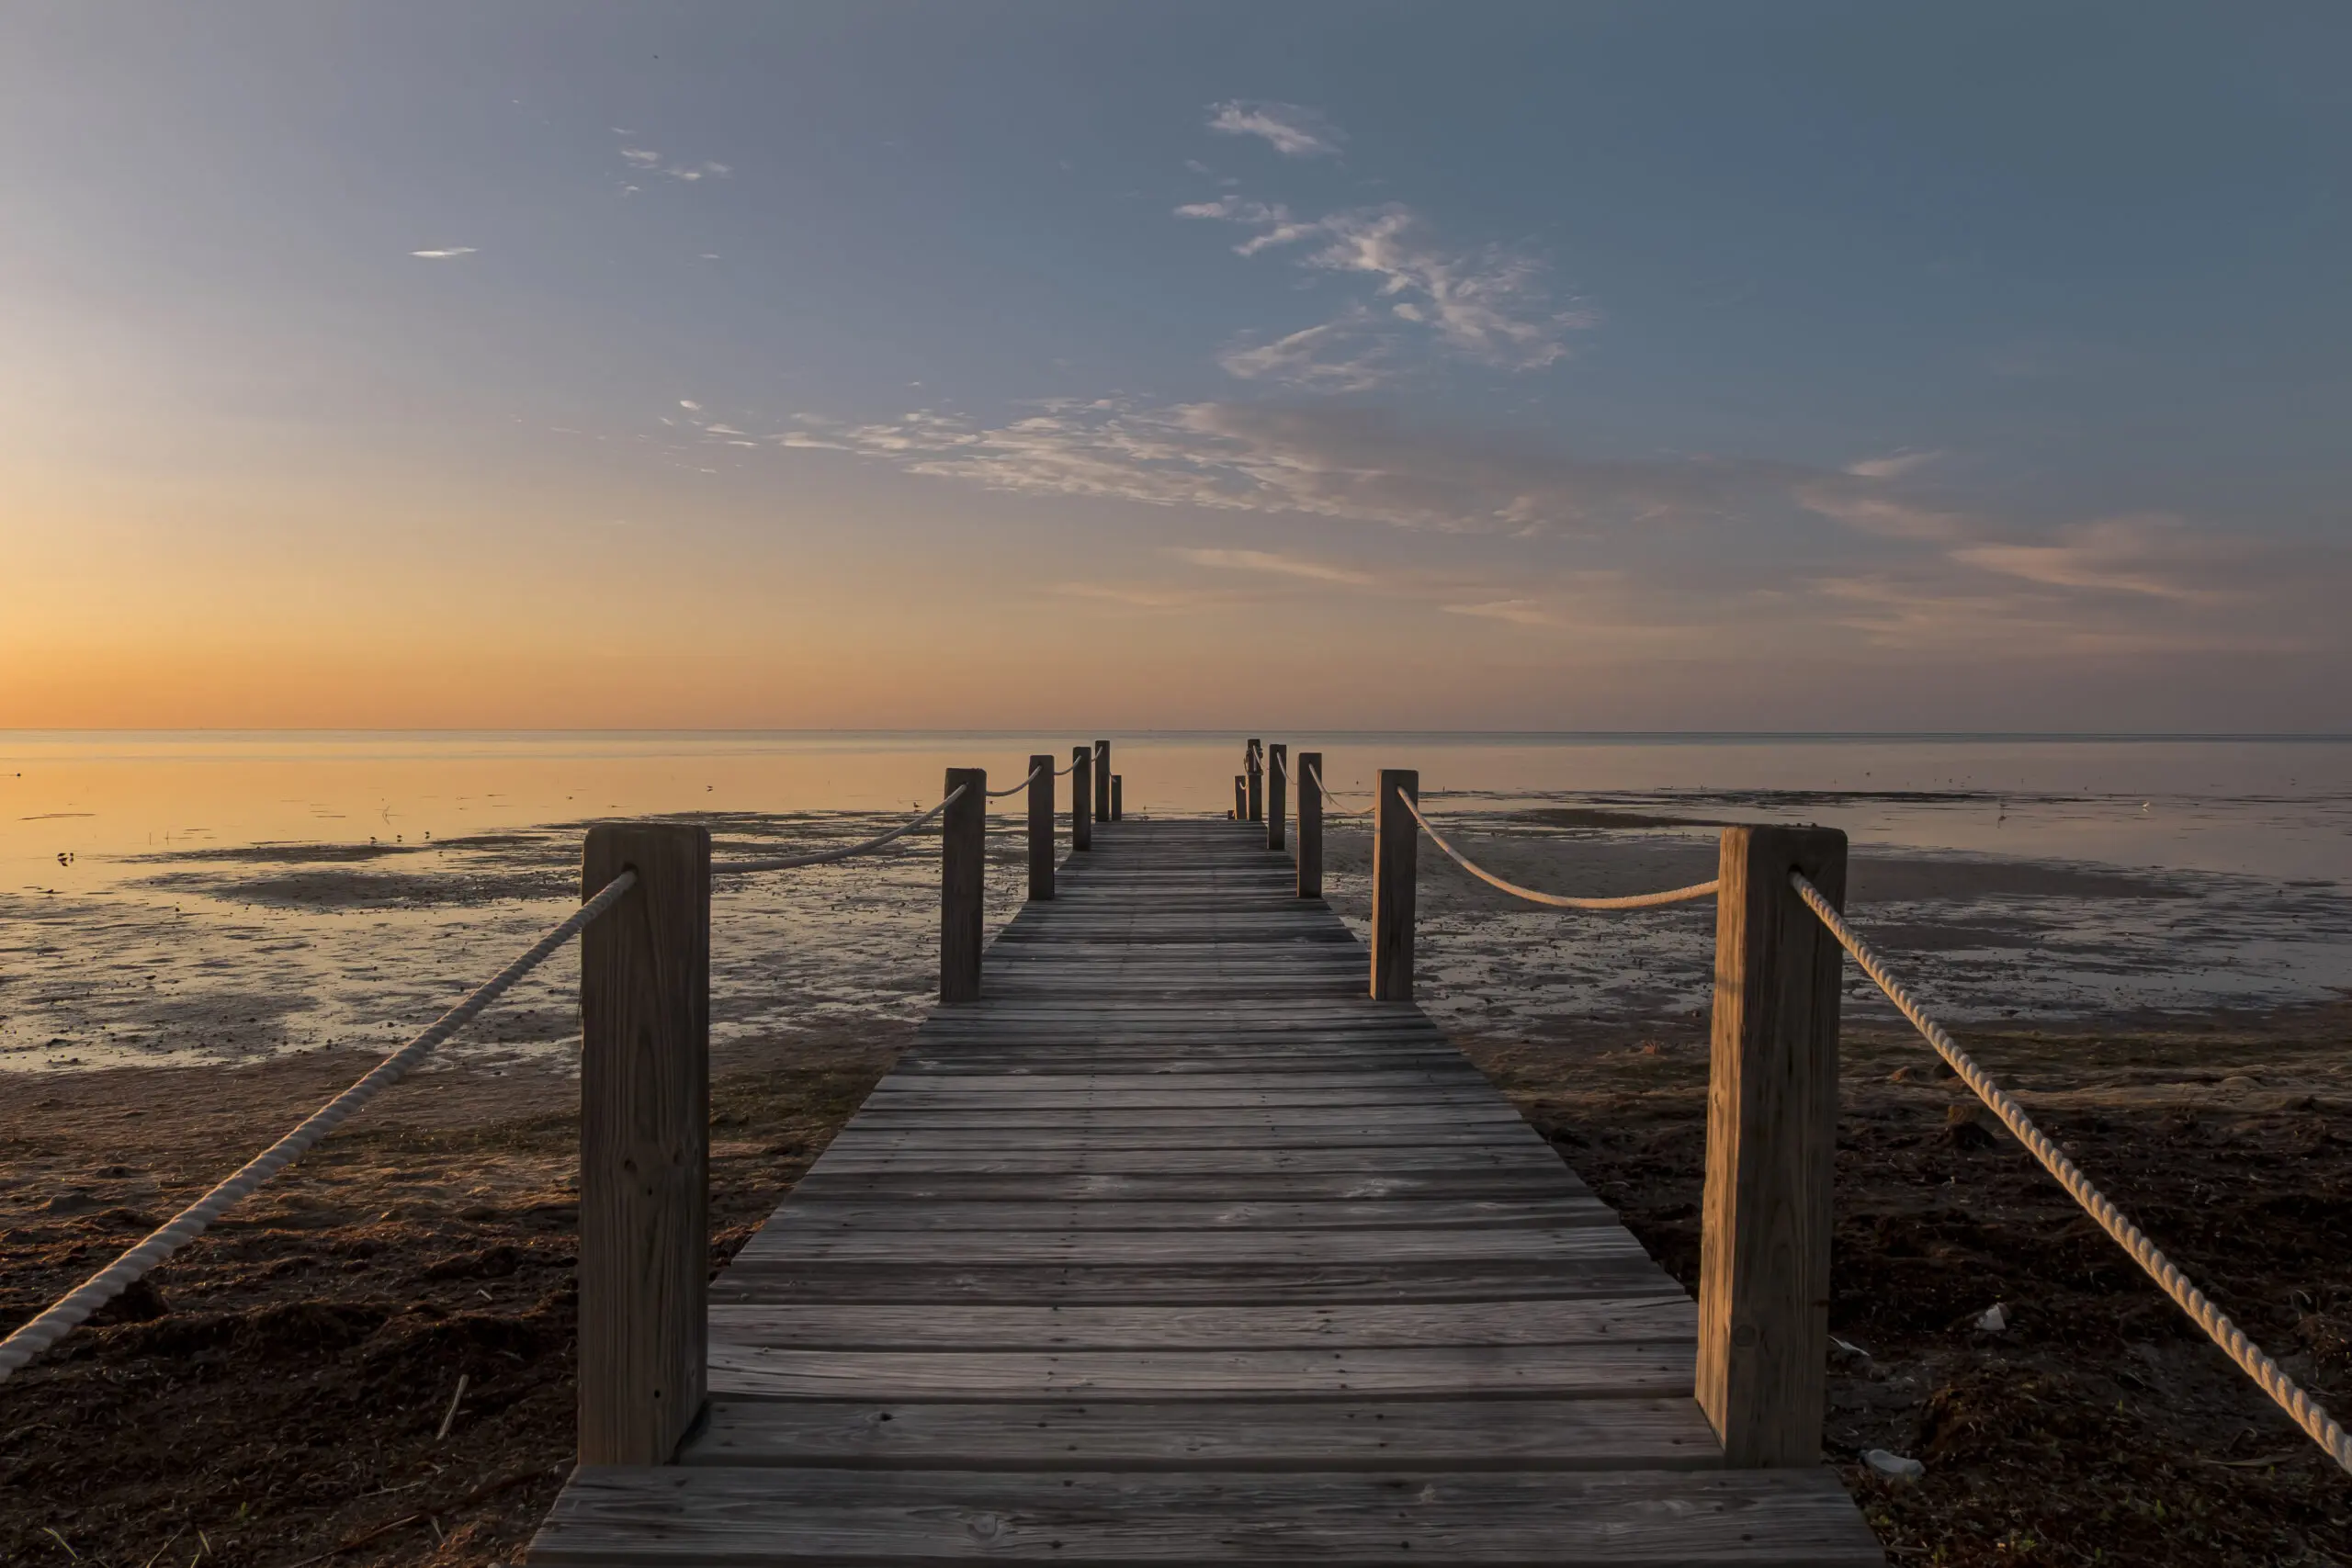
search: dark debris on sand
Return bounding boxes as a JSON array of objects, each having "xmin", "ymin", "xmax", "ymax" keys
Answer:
[
  {"xmin": 1474, "ymin": 1013, "xmax": 2352, "ymax": 1567},
  {"xmin": 0, "ymin": 1043, "xmax": 895, "ymax": 1568}
]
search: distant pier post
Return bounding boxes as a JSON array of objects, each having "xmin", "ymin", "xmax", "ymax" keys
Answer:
[
  {"xmin": 1370, "ymin": 769, "xmax": 1419, "ymax": 1001},
  {"xmin": 1266, "ymin": 743, "xmax": 1287, "ymax": 852},
  {"xmin": 1071, "ymin": 748, "xmax": 1093, "ymax": 852},
  {"xmin": 1233, "ymin": 775, "xmax": 1246, "ymax": 820},
  {"xmin": 1698, "ymin": 825, "xmax": 1848, "ymax": 1468},
  {"xmin": 1111, "ymin": 774, "xmax": 1123, "ymax": 821},
  {"xmin": 579, "ymin": 822, "xmax": 710, "ymax": 1466},
  {"xmin": 1026, "ymin": 753, "xmax": 1056, "ymax": 901},
  {"xmin": 1246, "ymin": 739, "xmax": 1264, "ymax": 822},
  {"xmin": 1295, "ymin": 750, "xmax": 1323, "ymax": 898},
  {"xmin": 940, "ymin": 768, "xmax": 987, "ymax": 1001},
  {"xmin": 1093, "ymin": 740, "xmax": 1112, "ymax": 824}
]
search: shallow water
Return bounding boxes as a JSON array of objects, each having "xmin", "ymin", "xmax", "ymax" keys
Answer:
[{"xmin": 4, "ymin": 731, "xmax": 2348, "ymax": 1072}]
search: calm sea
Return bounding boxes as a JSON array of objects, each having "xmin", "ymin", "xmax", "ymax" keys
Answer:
[{"xmin": 5, "ymin": 731, "xmax": 2348, "ymax": 1072}]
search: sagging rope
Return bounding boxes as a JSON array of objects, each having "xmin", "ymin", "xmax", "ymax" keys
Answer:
[
  {"xmin": 0, "ymin": 873, "xmax": 639, "ymax": 1383},
  {"xmin": 1791, "ymin": 872, "xmax": 2352, "ymax": 1479},
  {"xmin": 1305, "ymin": 763, "xmax": 1371, "ymax": 817},
  {"xmin": 713, "ymin": 784, "xmax": 968, "ymax": 875},
  {"xmin": 1397, "ymin": 794, "xmax": 1720, "ymax": 910},
  {"xmin": 985, "ymin": 763, "xmax": 1046, "ymax": 799}
]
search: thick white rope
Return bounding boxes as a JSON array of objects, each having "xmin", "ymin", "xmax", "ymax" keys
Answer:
[
  {"xmin": 1791, "ymin": 872, "xmax": 2352, "ymax": 1478},
  {"xmin": 713, "ymin": 784, "xmax": 968, "ymax": 875},
  {"xmin": 1398, "ymin": 795, "xmax": 1720, "ymax": 910},
  {"xmin": 0, "ymin": 872, "xmax": 639, "ymax": 1383},
  {"xmin": 986, "ymin": 763, "xmax": 1046, "ymax": 799},
  {"xmin": 1304, "ymin": 763, "xmax": 1372, "ymax": 817}
]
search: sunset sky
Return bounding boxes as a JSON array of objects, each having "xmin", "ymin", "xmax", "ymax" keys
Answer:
[{"xmin": 5, "ymin": 3, "xmax": 2347, "ymax": 731}]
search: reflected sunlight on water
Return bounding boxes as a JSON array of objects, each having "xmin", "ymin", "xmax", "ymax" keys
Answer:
[{"xmin": 4, "ymin": 731, "xmax": 2348, "ymax": 1072}]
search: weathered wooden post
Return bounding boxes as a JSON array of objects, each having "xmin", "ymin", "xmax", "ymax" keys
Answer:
[
  {"xmin": 940, "ymin": 768, "xmax": 987, "ymax": 1001},
  {"xmin": 1697, "ymin": 825, "xmax": 1849, "ymax": 1468},
  {"xmin": 1026, "ymin": 753, "xmax": 1055, "ymax": 901},
  {"xmin": 1233, "ymin": 775, "xmax": 1246, "ymax": 820},
  {"xmin": 1093, "ymin": 739, "xmax": 1111, "ymax": 825},
  {"xmin": 1370, "ymin": 769, "xmax": 1418, "ymax": 1001},
  {"xmin": 1071, "ymin": 748, "xmax": 1093, "ymax": 852},
  {"xmin": 579, "ymin": 822, "xmax": 709, "ymax": 1466},
  {"xmin": 1296, "ymin": 750, "xmax": 1323, "ymax": 898},
  {"xmin": 1266, "ymin": 743, "xmax": 1287, "ymax": 852},
  {"xmin": 1246, "ymin": 739, "xmax": 1264, "ymax": 822},
  {"xmin": 1111, "ymin": 775, "xmax": 1123, "ymax": 821}
]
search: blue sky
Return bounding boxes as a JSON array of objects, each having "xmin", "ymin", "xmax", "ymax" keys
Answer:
[{"xmin": 4, "ymin": 3, "xmax": 2347, "ymax": 729}]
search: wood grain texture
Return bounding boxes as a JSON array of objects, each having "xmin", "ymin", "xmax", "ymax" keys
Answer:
[
  {"xmin": 533, "ymin": 817, "xmax": 1882, "ymax": 1566},
  {"xmin": 1370, "ymin": 771, "xmax": 1419, "ymax": 1003},
  {"xmin": 684, "ymin": 1395, "xmax": 1724, "ymax": 1472},
  {"xmin": 1094, "ymin": 739, "xmax": 1112, "ymax": 824},
  {"xmin": 578, "ymin": 823, "xmax": 710, "ymax": 1466},
  {"xmin": 1697, "ymin": 825, "xmax": 1849, "ymax": 1469},
  {"xmin": 1296, "ymin": 750, "xmax": 1323, "ymax": 899},
  {"xmin": 532, "ymin": 1465, "xmax": 1885, "ymax": 1564},
  {"xmin": 1028, "ymin": 753, "xmax": 1057, "ymax": 901},
  {"xmin": 1071, "ymin": 749, "xmax": 1093, "ymax": 852},
  {"xmin": 939, "ymin": 768, "xmax": 986, "ymax": 1004},
  {"xmin": 1266, "ymin": 743, "xmax": 1287, "ymax": 852}
]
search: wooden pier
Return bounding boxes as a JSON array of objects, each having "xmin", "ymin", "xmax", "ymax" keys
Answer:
[{"xmin": 529, "ymin": 815, "xmax": 1882, "ymax": 1565}]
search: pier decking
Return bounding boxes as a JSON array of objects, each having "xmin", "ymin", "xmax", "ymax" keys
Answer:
[{"xmin": 528, "ymin": 818, "xmax": 1883, "ymax": 1565}]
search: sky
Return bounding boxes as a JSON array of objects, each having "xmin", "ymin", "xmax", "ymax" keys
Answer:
[{"xmin": 4, "ymin": 2, "xmax": 2348, "ymax": 731}]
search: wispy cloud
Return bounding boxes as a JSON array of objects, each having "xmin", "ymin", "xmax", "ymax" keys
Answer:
[
  {"xmin": 1442, "ymin": 599, "xmax": 1558, "ymax": 627},
  {"xmin": 775, "ymin": 400, "xmax": 1811, "ymax": 535},
  {"xmin": 1845, "ymin": 450, "xmax": 1941, "ymax": 479},
  {"xmin": 1216, "ymin": 311, "xmax": 1396, "ymax": 391},
  {"xmin": 1949, "ymin": 514, "xmax": 2233, "ymax": 602},
  {"xmin": 1206, "ymin": 100, "xmax": 1345, "ymax": 159},
  {"xmin": 760, "ymin": 396, "xmax": 2342, "ymax": 660},
  {"xmin": 409, "ymin": 246, "xmax": 477, "ymax": 259},
  {"xmin": 1178, "ymin": 199, "xmax": 1594, "ymax": 378},
  {"xmin": 618, "ymin": 143, "xmax": 731, "ymax": 183},
  {"xmin": 1168, "ymin": 547, "xmax": 1375, "ymax": 586}
]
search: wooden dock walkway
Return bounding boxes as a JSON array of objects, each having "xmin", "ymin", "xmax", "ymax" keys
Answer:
[{"xmin": 529, "ymin": 817, "xmax": 1883, "ymax": 1565}]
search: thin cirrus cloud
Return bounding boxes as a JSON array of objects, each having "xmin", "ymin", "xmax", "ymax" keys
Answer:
[
  {"xmin": 409, "ymin": 246, "xmax": 477, "ymax": 259},
  {"xmin": 618, "ymin": 144, "xmax": 731, "ymax": 183},
  {"xmin": 1206, "ymin": 100, "xmax": 1346, "ymax": 159},
  {"xmin": 1168, "ymin": 547, "xmax": 1376, "ymax": 586},
  {"xmin": 767, "ymin": 398, "xmax": 2335, "ymax": 652},
  {"xmin": 1442, "ymin": 600, "xmax": 1558, "ymax": 627}
]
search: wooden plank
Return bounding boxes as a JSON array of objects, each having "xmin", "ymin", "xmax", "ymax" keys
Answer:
[
  {"xmin": 704, "ymin": 1300, "xmax": 1698, "ymax": 1351},
  {"xmin": 729, "ymin": 1227, "xmax": 1651, "ymax": 1266},
  {"xmin": 681, "ymin": 1395, "xmax": 1724, "ymax": 1472},
  {"xmin": 705, "ymin": 1341, "xmax": 1695, "ymax": 1401},
  {"xmin": 753, "ymin": 1199, "xmax": 1618, "ymax": 1233},
  {"xmin": 528, "ymin": 1466, "xmax": 1887, "ymax": 1564},
  {"xmin": 707, "ymin": 1259, "xmax": 1682, "ymax": 1305}
]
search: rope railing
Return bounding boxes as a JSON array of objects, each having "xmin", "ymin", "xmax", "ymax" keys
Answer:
[
  {"xmin": 0, "ymin": 872, "xmax": 640, "ymax": 1383},
  {"xmin": 1305, "ymin": 762, "xmax": 1371, "ymax": 816},
  {"xmin": 986, "ymin": 764, "xmax": 1046, "ymax": 799},
  {"xmin": 1791, "ymin": 872, "xmax": 2352, "ymax": 1479},
  {"xmin": 1397, "ymin": 794, "xmax": 1720, "ymax": 910},
  {"xmin": 712, "ymin": 784, "xmax": 969, "ymax": 875}
]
